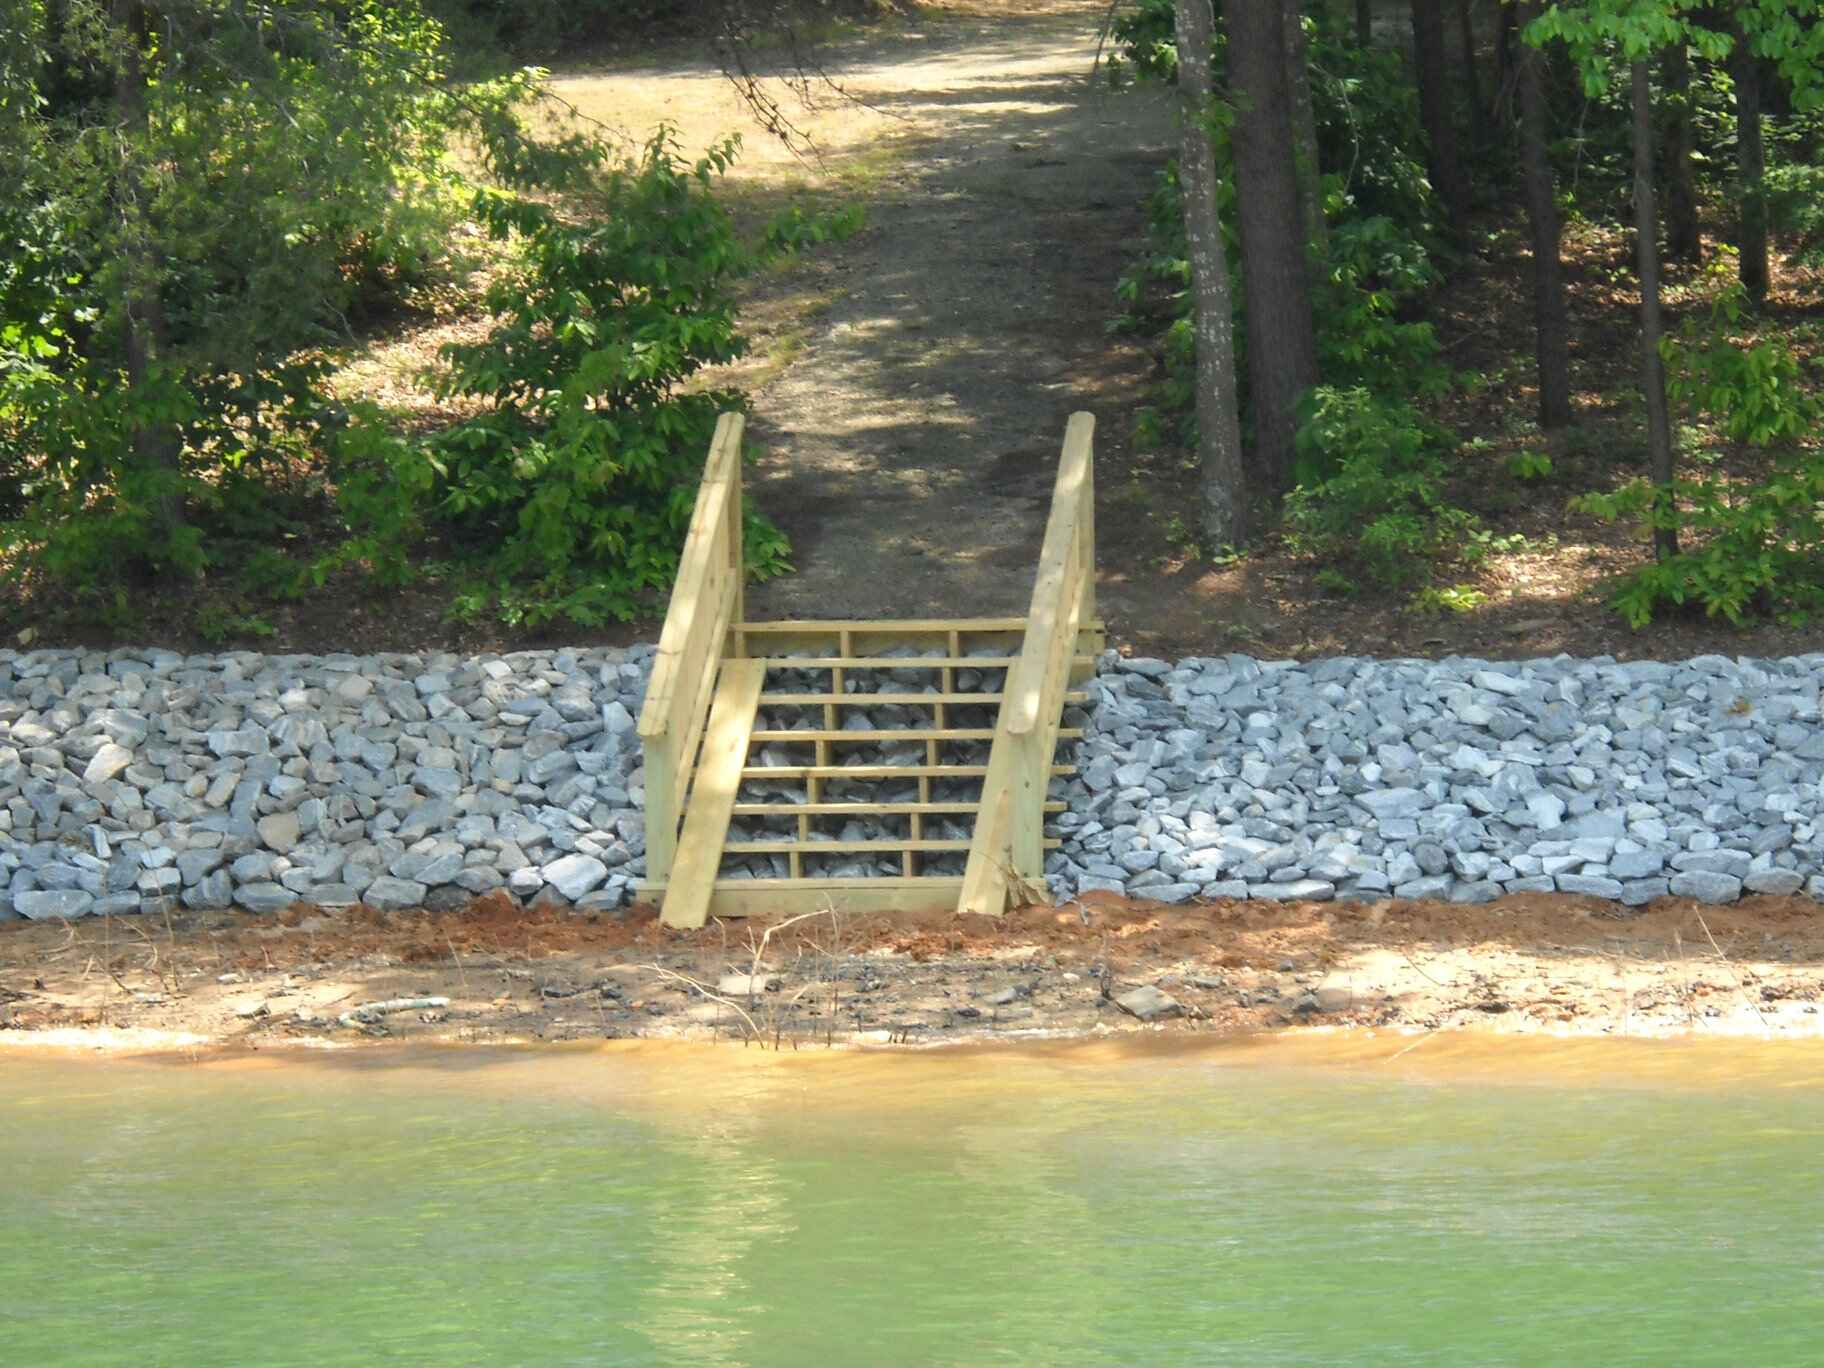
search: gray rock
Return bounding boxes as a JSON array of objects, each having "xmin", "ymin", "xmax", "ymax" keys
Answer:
[
  {"xmin": 1249, "ymin": 879, "xmax": 1335, "ymax": 903},
  {"xmin": 362, "ymin": 876, "xmax": 428, "ymax": 912},
  {"xmin": 84, "ymin": 743, "xmax": 134, "ymax": 784},
  {"xmin": 1743, "ymin": 869, "xmax": 1805, "ymax": 896},
  {"xmin": 1669, "ymin": 871, "xmax": 1743, "ymax": 904},
  {"xmin": 233, "ymin": 882, "xmax": 295, "ymax": 915},
  {"xmin": 1555, "ymin": 874, "xmax": 1625, "ymax": 900},
  {"xmin": 16, "ymin": 888, "xmax": 94, "ymax": 920},
  {"xmin": 257, "ymin": 812, "xmax": 300, "ymax": 855},
  {"xmin": 1359, "ymin": 788, "xmax": 1426, "ymax": 820},
  {"xmin": 1114, "ymin": 985, "xmax": 1182, "ymax": 1022},
  {"xmin": 183, "ymin": 870, "xmax": 233, "ymax": 910},
  {"xmin": 542, "ymin": 853, "xmax": 608, "ymax": 900}
]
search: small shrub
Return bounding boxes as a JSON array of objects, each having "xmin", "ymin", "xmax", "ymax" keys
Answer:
[
  {"xmin": 1284, "ymin": 387, "xmax": 1478, "ymax": 590},
  {"xmin": 1575, "ymin": 284, "xmax": 1824, "ymax": 626}
]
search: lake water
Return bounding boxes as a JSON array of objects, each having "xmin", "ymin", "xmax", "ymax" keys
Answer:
[{"xmin": 4, "ymin": 1033, "xmax": 1823, "ymax": 1366}]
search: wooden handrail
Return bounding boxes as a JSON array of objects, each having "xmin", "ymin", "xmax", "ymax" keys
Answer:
[
  {"xmin": 638, "ymin": 411, "xmax": 745, "ymax": 741},
  {"xmin": 1004, "ymin": 412, "xmax": 1095, "ymax": 737},
  {"xmin": 638, "ymin": 411, "xmax": 746, "ymax": 885},
  {"xmin": 958, "ymin": 411, "xmax": 1096, "ymax": 914}
]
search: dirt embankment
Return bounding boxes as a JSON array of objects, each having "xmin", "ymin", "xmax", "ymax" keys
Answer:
[{"xmin": 5, "ymin": 890, "xmax": 1822, "ymax": 1054}]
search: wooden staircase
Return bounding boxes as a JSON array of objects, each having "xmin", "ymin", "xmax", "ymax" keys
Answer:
[{"xmin": 637, "ymin": 412, "xmax": 1101, "ymax": 928}]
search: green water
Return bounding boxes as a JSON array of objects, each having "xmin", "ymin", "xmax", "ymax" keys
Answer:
[{"xmin": 4, "ymin": 1035, "xmax": 1824, "ymax": 1367}]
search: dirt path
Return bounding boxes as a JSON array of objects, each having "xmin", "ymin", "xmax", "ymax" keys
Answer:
[{"xmin": 735, "ymin": 3, "xmax": 1171, "ymax": 621}]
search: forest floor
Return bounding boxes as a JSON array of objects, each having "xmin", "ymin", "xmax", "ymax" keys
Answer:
[
  {"xmin": 14, "ymin": 0, "xmax": 1824, "ymax": 661},
  {"xmin": 5, "ymin": 888, "xmax": 1823, "ymax": 1052}
]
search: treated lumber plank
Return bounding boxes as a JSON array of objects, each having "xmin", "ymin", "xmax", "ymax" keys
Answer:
[
  {"xmin": 738, "ymin": 617, "xmax": 1030, "ymax": 634},
  {"xmin": 638, "ymin": 877, "xmax": 967, "ymax": 919},
  {"xmin": 959, "ymin": 412, "xmax": 1095, "ymax": 915},
  {"xmin": 751, "ymin": 728, "xmax": 999, "ymax": 744},
  {"xmin": 638, "ymin": 413, "xmax": 744, "ymax": 739},
  {"xmin": 752, "ymin": 655, "xmax": 1096, "ymax": 672},
  {"xmin": 730, "ymin": 801, "xmax": 1065, "ymax": 817},
  {"xmin": 759, "ymin": 692, "xmax": 1090, "ymax": 706},
  {"xmin": 742, "ymin": 763, "xmax": 1074, "ymax": 781},
  {"xmin": 726, "ymin": 838, "xmax": 1058, "ymax": 855},
  {"xmin": 659, "ymin": 659, "xmax": 765, "ymax": 930}
]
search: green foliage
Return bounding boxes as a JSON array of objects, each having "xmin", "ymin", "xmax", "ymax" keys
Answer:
[
  {"xmin": 1575, "ymin": 285, "xmax": 1824, "ymax": 626},
  {"xmin": 1110, "ymin": 4, "xmax": 1450, "ymax": 463},
  {"xmin": 335, "ymin": 132, "xmax": 834, "ymax": 627},
  {"xmin": 1284, "ymin": 387, "xmax": 1478, "ymax": 590},
  {"xmin": 1409, "ymin": 584, "xmax": 1490, "ymax": 616},
  {"xmin": 1506, "ymin": 450, "xmax": 1555, "ymax": 481},
  {"xmin": 3, "ymin": 2, "xmax": 838, "ymax": 633}
]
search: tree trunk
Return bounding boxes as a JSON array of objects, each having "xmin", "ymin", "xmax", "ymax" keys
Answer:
[
  {"xmin": 1631, "ymin": 60, "xmax": 1678, "ymax": 561},
  {"xmin": 1175, "ymin": 0, "xmax": 1249, "ymax": 548},
  {"xmin": 112, "ymin": 0, "xmax": 185, "ymax": 552},
  {"xmin": 1283, "ymin": 0, "xmax": 1326, "ymax": 252},
  {"xmin": 1410, "ymin": 0, "xmax": 1470, "ymax": 218},
  {"xmin": 1733, "ymin": 35, "xmax": 1769, "ymax": 304},
  {"xmin": 1492, "ymin": 0, "xmax": 1516, "ymax": 124},
  {"xmin": 1357, "ymin": 0, "xmax": 1373, "ymax": 46},
  {"xmin": 1455, "ymin": 0, "xmax": 1485, "ymax": 146},
  {"xmin": 1227, "ymin": 0, "xmax": 1320, "ymax": 496},
  {"xmin": 1663, "ymin": 42, "xmax": 1701, "ymax": 264},
  {"xmin": 1516, "ymin": 1, "xmax": 1570, "ymax": 429}
]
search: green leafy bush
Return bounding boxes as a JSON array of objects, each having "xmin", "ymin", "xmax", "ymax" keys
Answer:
[
  {"xmin": 1284, "ymin": 387, "xmax": 1477, "ymax": 590},
  {"xmin": 1574, "ymin": 284, "xmax": 1824, "ymax": 626},
  {"xmin": 338, "ymin": 132, "xmax": 822, "ymax": 627}
]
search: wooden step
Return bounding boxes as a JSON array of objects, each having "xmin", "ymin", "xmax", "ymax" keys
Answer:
[
  {"xmin": 757, "ymin": 691, "xmax": 1090, "ymax": 706},
  {"xmin": 740, "ymin": 763, "xmax": 1075, "ymax": 782},
  {"xmin": 725, "ymin": 838, "xmax": 1059, "ymax": 855},
  {"xmin": 749, "ymin": 727, "xmax": 1082, "ymax": 744},
  {"xmin": 729, "ymin": 801, "xmax": 1065, "ymax": 817},
  {"xmin": 638, "ymin": 875, "xmax": 968, "ymax": 918}
]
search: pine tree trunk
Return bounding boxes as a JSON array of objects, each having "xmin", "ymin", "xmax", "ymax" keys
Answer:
[
  {"xmin": 1357, "ymin": 0, "xmax": 1373, "ymax": 46},
  {"xmin": 1175, "ymin": 0, "xmax": 1248, "ymax": 548},
  {"xmin": 1733, "ymin": 36, "xmax": 1769, "ymax": 304},
  {"xmin": 1283, "ymin": 0, "xmax": 1326, "ymax": 252},
  {"xmin": 1228, "ymin": 0, "xmax": 1320, "ymax": 495},
  {"xmin": 1410, "ymin": 0, "xmax": 1469, "ymax": 218},
  {"xmin": 1663, "ymin": 42, "xmax": 1701, "ymax": 264},
  {"xmin": 112, "ymin": 0, "xmax": 184, "ymax": 553},
  {"xmin": 1455, "ymin": 0, "xmax": 1485, "ymax": 146},
  {"xmin": 1492, "ymin": 0, "xmax": 1516, "ymax": 124},
  {"xmin": 1516, "ymin": 1, "xmax": 1570, "ymax": 429},
  {"xmin": 1631, "ymin": 60, "xmax": 1678, "ymax": 562}
]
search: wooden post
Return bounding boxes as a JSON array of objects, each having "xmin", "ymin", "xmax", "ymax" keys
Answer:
[{"xmin": 638, "ymin": 412, "xmax": 746, "ymax": 887}]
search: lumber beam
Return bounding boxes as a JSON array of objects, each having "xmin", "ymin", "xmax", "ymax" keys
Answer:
[{"xmin": 659, "ymin": 659, "xmax": 765, "ymax": 929}]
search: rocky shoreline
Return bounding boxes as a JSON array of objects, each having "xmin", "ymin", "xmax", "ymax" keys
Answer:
[{"xmin": 5, "ymin": 645, "xmax": 1824, "ymax": 923}]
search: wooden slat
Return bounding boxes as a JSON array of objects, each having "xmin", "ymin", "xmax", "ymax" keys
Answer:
[
  {"xmin": 731, "ymin": 801, "xmax": 1064, "ymax": 817},
  {"xmin": 742, "ymin": 763, "xmax": 1074, "ymax": 781},
  {"xmin": 728, "ymin": 838, "xmax": 973, "ymax": 854},
  {"xmin": 738, "ymin": 617, "xmax": 1030, "ymax": 634},
  {"xmin": 760, "ymin": 691, "xmax": 1088, "ymax": 706},
  {"xmin": 659, "ymin": 660, "xmax": 765, "ymax": 930},
  {"xmin": 755, "ymin": 655, "xmax": 1021, "ymax": 669},
  {"xmin": 638, "ymin": 877, "xmax": 967, "ymax": 919},
  {"xmin": 727, "ymin": 838, "xmax": 1058, "ymax": 855},
  {"xmin": 752, "ymin": 727, "xmax": 995, "ymax": 743}
]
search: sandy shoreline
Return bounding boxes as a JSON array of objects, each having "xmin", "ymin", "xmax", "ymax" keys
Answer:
[{"xmin": 5, "ymin": 889, "xmax": 1823, "ymax": 1057}]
